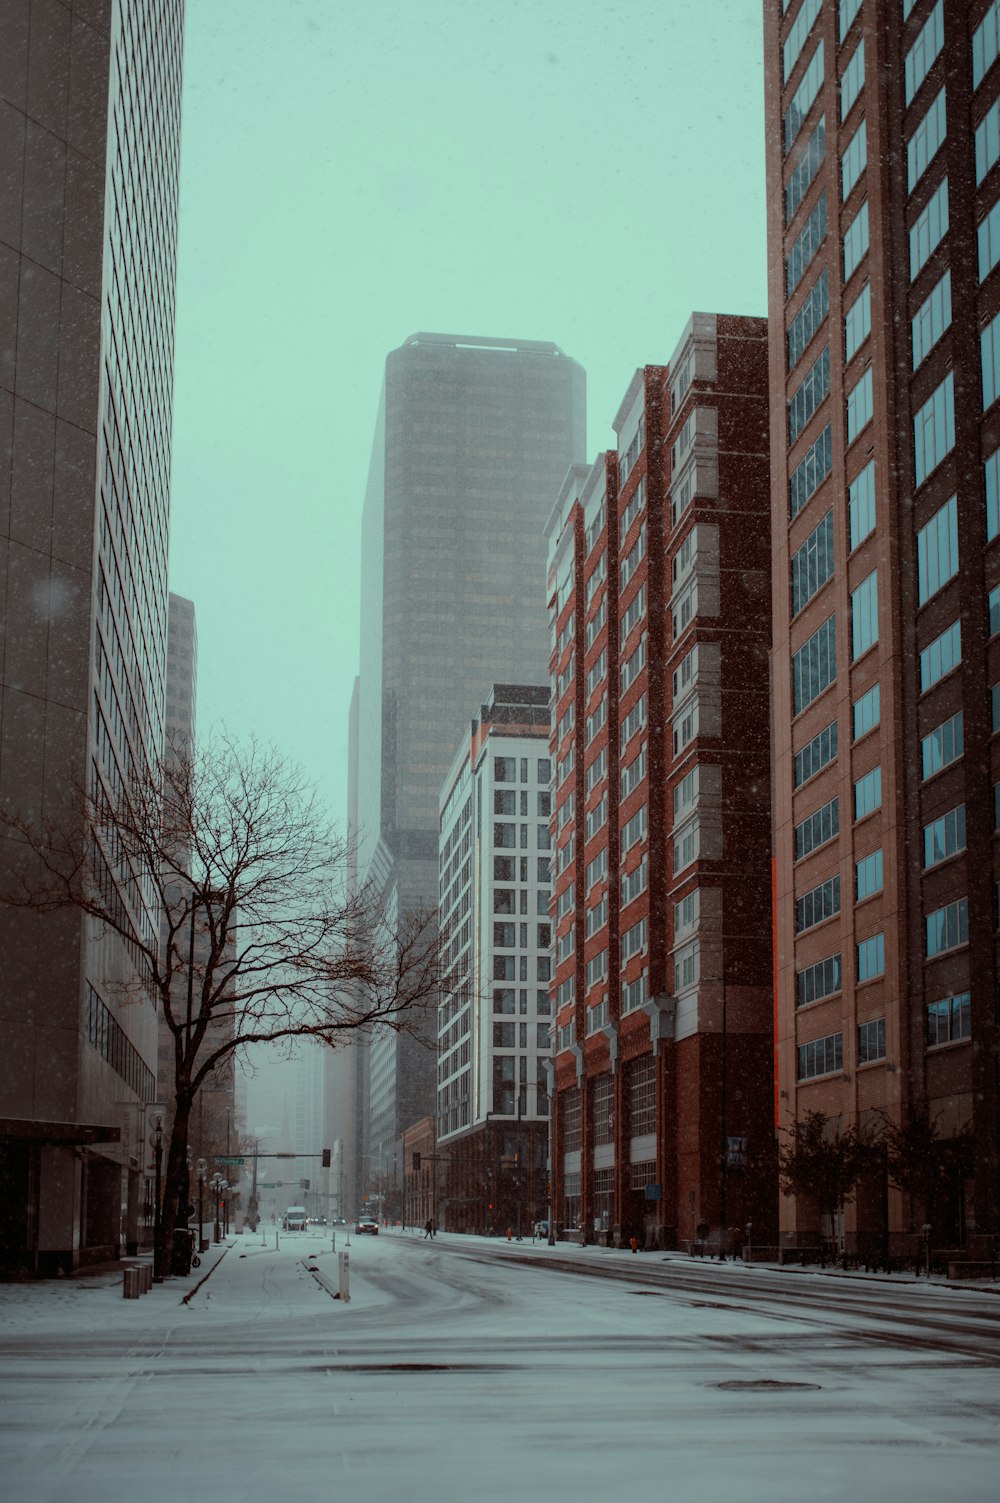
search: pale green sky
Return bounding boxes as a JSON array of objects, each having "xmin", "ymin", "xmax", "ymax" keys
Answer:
[{"xmin": 168, "ymin": 0, "xmax": 767, "ymax": 820}]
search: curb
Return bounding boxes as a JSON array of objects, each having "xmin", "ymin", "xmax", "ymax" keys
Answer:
[{"xmin": 181, "ymin": 1240, "xmax": 233, "ymax": 1305}]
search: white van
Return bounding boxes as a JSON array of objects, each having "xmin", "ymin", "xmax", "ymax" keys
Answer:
[{"xmin": 282, "ymin": 1206, "xmax": 307, "ymax": 1232}]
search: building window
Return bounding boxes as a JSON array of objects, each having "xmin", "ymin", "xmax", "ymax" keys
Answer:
[
  {"xmin": 785, "ymin": 40, "xmax": 825, "ymax": 155},
  {"xmin": 921, "ymin": 710, "xmax": 963, "ymax": 779},
  {"xmin": 976, "ymin": 96, "xmax": 1000, "ymax": 183},
  {"xmin": 494, "ymin": 822, "xmax": 516, "ymax": 849},
  {"xmin": 919, "ymin": 619, "xmax": 961, "ymax": 690},
  {"xmin": 853, "ymin": 682, "xmax": 880, "ymax": 740},
  {"xmin": 973, "ymin": 2, "xmax": 1000, "ymax": 89},
  {"xmin": 848, "ymin": 458, "xmax": 876, "ymax": 549},
  {"xmin": 851, "ymin": 570, "xmax": 879, "ymax": 659},
  {"xmin": 844, "ymin": 280, "xmax": 871, "ymax": 362},
  {"xmin": 795, "ymin": 797, "xmax": 840, "ymax": 861},
  {"xmin": 856, "ymin": 932, "xmax": 885, "ymax": 982},
  {"xmin": 788, "ymin": 269, "xmax": 830, "ymax": 370},
  {"xmin": 841, "ymin": 36, "xmax": 865, "ymax": 119},
  {"xmin": 987, "ymin": 450, "xmax": 1000, "ymax": 541},
  {"xmin": 917, "ymin": 495, "xmax": 958, "ymax": 604},
  {"xmin": 792, "ymin": 614, "xmax": 837, "ymax": 714},
  {"xmin": 914, "ymin": 373, "xmax": 955, "ymax": 487},
  {"xmin": 795, "ymin": 874, "xmax": 841, "ymax": 933},
  {"xmin": 789, "ymin": 346, "xmax": 830, "ymax": 443},
  {"xmin": 674, "ymin": 887, "xmax": 699, "ymax": 936},
  {"xmin": 621, "ymin": 854, "xmax": 648, "ymax": 909},
  {"xmin": 840, "ymin": 0, "xmax": 862, "ymax": 42},
  {"xmin": 923, "ymin": 804, "xmax": 966, "ymax": 868},
  {"xmin": 791, "ymin": 509, "xmax": 834, "ymax": 616},
  {"xmin": 856, "ymin": 848, "xmax": 883, "ymax": 900},
  {"xmin": 927, "ymin": 991, "xmax": 971, "ymax": 1045},
  {"xmin": 910, "ymin": 178, "xmax": 948, "ymax": 280},
  {"xmin": 797, "ymin": 954, "xmax": 841, "ymax": 1007},
  {"xmin": 907, "ymin": 88, "xmax": 946, "ymax": 193},
  {"xmin": 854, "ymin": 766, "xmax": 882, "ymax": 820},
  {"xmin": 983, "ymin": 310, "xmax": 1000, "ymax": 410},
  {"xmin": 673, "ymin": 817, "xmax": 700, "ymax": 875},
  {"xmin": 905, "ymin": 0, "xmax": 943, "ymax": 104},
  {"xmin": 794, "ymin": 719, "xmax": 838, "ymax": 787},
  {"xmin": 926, "ymin": 897, "xmax": 968, "ymax": 957},
  {"xmin": 784, "ymin": 0, "xmax": 822, "ymax": 81},
  {"xmin": 858, "ymin": 1017, "xmax": 886, "ymax": 1064},
  {"xmin": 980, "ymin": 200, "xmax": 1000, "ymax": 283},
  {"xmin": 847, "ymin": 368, "xmax": 874, "ymax": 443},
  {"xmin": 627, "ymin": 1055, "xmax": 656, "ymax": 1137},
  {"xmin": 789, "ymin": 423, "xmax": 833, "ymax": 520},
  {"xmin": 798, "ymin": 1031, "xmax": 843, "ymax": 1081},
  {"xmin": 844, "ymin": 198, "xmax": 870, "ymax": 281},
  {"xmin": 788, "ymin": 193, "xmax": 828, "ymax": 296},
  {"xmin": 842, "ymin": 118, "xmax": 868, "ymax": 200},
  {"xmin": 621, "ymin": 804, "xmax": 648, "ymax": 854},
  {"xmin": 990, "ymin": 585, "xmax": 1000, "ymax": 636},
  {"xmin": 912, "ymin": 270, "xmax": 952, "ymax": 368},
  {"xmin": 786, "ymin": 115, "xmax": 825, "ymax": 224}
]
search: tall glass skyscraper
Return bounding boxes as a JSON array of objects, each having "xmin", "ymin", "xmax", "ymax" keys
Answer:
[
  {"xmin": 354, "ymin": 333, "xmax": 586, "ymax": 1195},
  {"xmin": 0, "ymin": 0, "xmax": 184, "ymax": 1273}
]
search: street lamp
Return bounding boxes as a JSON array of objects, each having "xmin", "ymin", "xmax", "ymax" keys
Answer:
[
  {"xmin": 719, "ymin": 981, "xmax": 728, "ymax": 1261},
  {"xmin": 149, "ymin": 1110, "xmax": 165, "ymax": 1282},
  {"xmin": 210, "ymin": 1173, "xmax": 222, "ymax": 1243},
  {"xmin": 196, "ymin": 1158, "xmax": 207, "ymax": 1253}
]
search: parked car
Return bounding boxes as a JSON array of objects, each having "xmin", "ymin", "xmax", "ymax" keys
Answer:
[{"xmin": 356, "ymin": 1216, "xmax": 379, "ymax": 1235}]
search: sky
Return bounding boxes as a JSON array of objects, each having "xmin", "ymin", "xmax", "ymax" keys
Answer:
[{"xmin": 167, "ymin": 0, "xmax": 768, "ymax": 824}]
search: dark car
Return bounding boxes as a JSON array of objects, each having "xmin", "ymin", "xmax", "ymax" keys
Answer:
[
  {"xmin": 332, "ymin": 1216, "xmax": 347, "ymax": 1227},
  {"xmin": 356, "ymin": 1216, "xmax": 379, "ymax": 1235}
]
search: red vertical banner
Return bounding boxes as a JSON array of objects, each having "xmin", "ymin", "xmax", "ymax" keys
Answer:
[{"xmin": 771, "ymin": 856, "xmax": 780, "ymax": 1129}]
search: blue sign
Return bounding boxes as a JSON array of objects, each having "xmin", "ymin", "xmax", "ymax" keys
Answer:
[{"xmin": 644, "ymin": 1183, "xmax": 662, "ymax": 1201}]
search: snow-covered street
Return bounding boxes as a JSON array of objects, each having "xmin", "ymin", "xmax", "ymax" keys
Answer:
[{"xmin": 1, "ymin": 1229, "xmax": 998, "ymax": 1503}]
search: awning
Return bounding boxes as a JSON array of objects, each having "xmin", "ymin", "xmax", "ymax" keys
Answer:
[{"xmin": 0, "ymin": 1118, "xmax": 121, "ymax": 1146}]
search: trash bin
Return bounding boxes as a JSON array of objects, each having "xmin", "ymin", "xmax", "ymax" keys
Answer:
[{"xmin": 171, "ymin": 1226, "xmax": 195, "ymax": 1276}]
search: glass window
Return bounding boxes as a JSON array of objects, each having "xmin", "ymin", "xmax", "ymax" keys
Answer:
[
  {"xmin": 983, "ymin": 310, "xmax": 1000, "ymax": 409},
  {"xmin": 853, "ymin": 682, "xmax": 881, "ymax": 739},
  {"xmin": 927, "ymin": 992, "xmax": 971, "ymax": 1045},
  {"xmin": 795, "ymin": 797, "xmax": 840, "ymax": 860},
  {"xmin": 856, "ymin": 932, "xmax": 885, "ymax": 982},
  {"xmin": 791, "ymin": 509, "xmax": 834, "ymax": 615},
  {"xmin": 785, "ymin": 41, "xmax": 825, "ymax": 154},
  {"xmin": 919, "ymin": 619, "xmax": 961, "ymax": 690},
  {"xmin": 911, "ymin": 270, "xmax": 951, "ymax": 368},
  {"xmin": 858, "ymin": 1017, "xmax": 886, "ymax": 1064},
  {"xmin": 854, "ymin": 766, "xmax": 882, "ymax": 820},
  {"xmin": 797, "ymin": 1031, "xmax": 843, "ymax": 1080},
  {"xmin": 789, "ymin": 424, "xmax": 833, "ymax": 520},
  {"xmin": 788, "ymin": 193, "xmax": 828, "ymax": 296},
  {"xmin": 973, "ymin": 1, "xmax": 1000, "ymax": 90},
  {"xmin": 840, "ymin": 0, "xmax": 862, "ymax": 43},
  {"xmin": 917, "ymin": 495, "xmax": 958, "ymax": 604},
  {"xmin": 796, "ymin": 954, "xmax": 841, "ymax": 1007},
  {"xmin": 851, "ymin": 570, "xmax": 879, "ymax": 659},
  {"xmin": 923, "ymin": 804, "xmax": 966, "ymax": 867},
  {"xmin": 905, "ymin": 1, "xmax": 943, "ymax": 104},
  {"xmin": 792, "ymin": 615, "xmax": 837, "ymax": 714},
  {"xmin": 907, "ymin": 88, "xmax": 946, "ymax": 192},
  {"xmin": 841, "ymin": 37, "xmax": 865, "ymax": 119},
  {"xmin": 849, "ymin": 459, "xmax": 876, "ymax": 549},
  {"xmin": 794, "ymin": 719, "xmax": 838, "ymax": 787},
  {"xmin": 910, "ymin": 178, "xmax": 948, "ymax": 280},
  {"xmin": 784, "ymin": 0, "xmax": 823, "ymax": 82},
  {"xmin": 926, "ymin": 897, "xmax": 968, "ymax": 957},
  {"xmin": 789, "ymin": 346, "xmax": 831, "ymax": 443},
  {"xmin": 847, "ymin": 368, "xmax": 874, "ymax": 443},
  {"xmin": 856, "ymin": 849, "xmax": 883, "ymax": 900},
  {"xmin": 795, "ymin": 875, "xmax": 841, "ymax": 933},
  {"xmin": 844, "ymin": 281, "xmax": 871, "ymax": 362},
  {"xmin": 990, "ymin": 585, "xmax": 1000, "ymax": 636},
  {"xmin": 987, "ymin": 450, "xmax": 1000, "ymax": 541},
  {"xmin": 913, "ymin": 372, "xmax": 955, "ymax": 486},
  {"xmin": 842, "ymin": 118, "xmax": 868, "ymax": 200},
  {"xmin": 921, "ymin": 710, "xmax": 963, "ymax": 779},
  {"xmin": 844, "ymin": 198, "xmax": 870, "ymax": 281},
  {"xmin": 976, "ymin": 97, "xmax": 1000, "ymax": 184},
  {"xmin": 788, "ymin": 269, "xmax": 829, "ymax": 370},
  {"xmin": 786, "ymin": 115, "xmax": 825, "ymax": 224}
]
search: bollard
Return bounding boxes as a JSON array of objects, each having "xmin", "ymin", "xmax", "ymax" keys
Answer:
[
  {"xmin": 338, "ymin": 1248, "xmax": 350, "ymax": 1303},
  {"xmin": 123, "ymin": 1266, "xmax": 140, "ymax": 1298},
  {"xmin": 331, "ymin": 1230, "xmax": 337, "ymax": 1253}
]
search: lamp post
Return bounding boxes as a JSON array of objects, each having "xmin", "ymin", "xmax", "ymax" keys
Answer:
[
  {"xmin": 718, "ymin": 981, "xmax": 728, "ymax": 1261},
  {"xmin": 210, "ymin": 1173, "xmax": 222, "ymax": 1243},
  {"xmin": 221, "ymin": 1178, "xmax": 229, "ymax": 1237},
  {"xmin": 196, "ymin": 1158, "xmax": 207, "ymax": 1253},
  {"xmin": 149, "ymin": 1110, "xmax": 165, "ymax": 1282}
]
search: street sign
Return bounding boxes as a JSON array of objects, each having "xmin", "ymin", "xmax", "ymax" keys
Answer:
[
  {"xmin": 261, "ymin": 1182, "xmax": 277, "ymax": 1189},
  {"xmin": 644, "ymin": 1184, "xmax": 662, "ymax": 1201},
  {"xmin": 216, "ymin": 1156, "xmax": 244, "ymax": 1165}
]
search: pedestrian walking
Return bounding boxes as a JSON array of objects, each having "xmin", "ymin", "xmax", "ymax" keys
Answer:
[{"xmin": 424, "ymin": 1217, "xmax": 433, "ymax": 1239}]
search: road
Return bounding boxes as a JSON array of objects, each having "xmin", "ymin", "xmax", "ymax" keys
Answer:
[{"xmin": 1, "ymin": 1229, "xmax": 997, "ymax": 1503}]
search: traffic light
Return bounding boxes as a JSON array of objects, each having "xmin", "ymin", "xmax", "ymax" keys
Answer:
[
  {"xmin": 412, "ymin": 1152, "xmax": 421, "ymax": 1171},
  {"xmin": 322, "ymin": 1148, "xmax": 331, "ymax": 1168}
]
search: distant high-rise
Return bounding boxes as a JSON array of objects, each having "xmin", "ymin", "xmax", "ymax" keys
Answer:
[
  {"xmin": 765, "ymin": 0, "xmax": 999, "ymax": 1255},
  {"xmin": 0, "ymin": 1, "xmax": 184, "ymax": 1273},
  {"xmin": 355, "ymin": 333, "xmax": 586, "ymax": 1185}
]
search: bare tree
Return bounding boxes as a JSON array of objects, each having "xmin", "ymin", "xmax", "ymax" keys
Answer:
[
  {"xmin": 880, "ymin": 1106, "xmax": 973, "ymax": 1239},
  {"xmin": 1, "ymin": 735, "xmax": 439, "ymax": 1268}
]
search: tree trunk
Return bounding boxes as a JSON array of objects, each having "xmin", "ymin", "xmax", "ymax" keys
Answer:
[{"xmin": 160, "ymin": 1089, "xmax": 193, "ymax": 1272}]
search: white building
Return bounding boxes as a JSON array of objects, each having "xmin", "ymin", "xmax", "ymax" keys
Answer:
[{"xmin": 437, "ymin": 685, "xmax": 553, "ymax": 1233}]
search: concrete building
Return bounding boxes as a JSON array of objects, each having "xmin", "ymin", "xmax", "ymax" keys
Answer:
[
  {"xmin": 436, "ymin": 684, "xmax": 553, "ymax": 1234},
  {"xmin": 765, "ymin": 0, "xmax": 1000, "ymax": 1259},
  {"xmin": 547, "ymin": 322, "xmax": 775, "ymax": 1251},
  {"xmin": 0, "ymin": 0, "xmax": 183, "ymax": 1273},
  {"xmin": 355, "ymin": 333, "xmax": 585, "ymax": 1189}
]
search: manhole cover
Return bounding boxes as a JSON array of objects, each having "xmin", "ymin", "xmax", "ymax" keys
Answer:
[{"xmin": 717, "ymin": 1379, "xmax": 821, "ymax": 1391}]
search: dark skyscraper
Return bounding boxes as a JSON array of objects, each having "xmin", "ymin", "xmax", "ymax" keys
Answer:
[
  {"xmin": 0, "ymin": 0, "xmax": 184, "ymax": 1273},
  {"xmin": 355, "ymin": 332, "xmax": 585, "ymax": 1183}
]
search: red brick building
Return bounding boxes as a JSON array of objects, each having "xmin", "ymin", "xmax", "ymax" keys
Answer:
[{"xmin": 545, "ymin": 316, "xmax": 775, "ymax": 1250}]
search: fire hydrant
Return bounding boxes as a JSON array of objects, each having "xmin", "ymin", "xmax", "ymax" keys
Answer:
[
  {"xmin": 629, "ymin": 1235, "xmax": 639, "ymax": 1255},
  {"xmin": 506, "ymin": 1226, "xmax": 513, "ymax": 1242}
]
